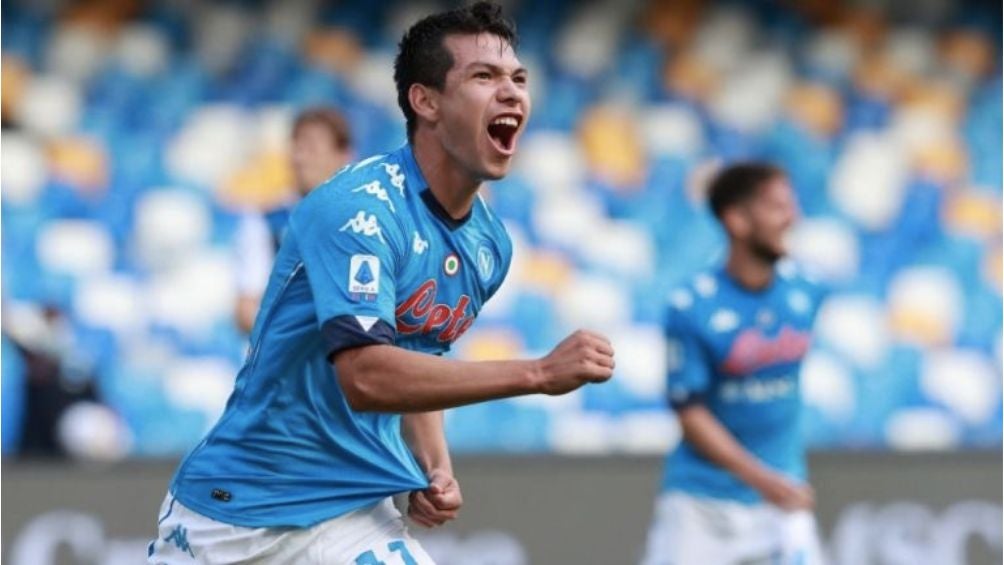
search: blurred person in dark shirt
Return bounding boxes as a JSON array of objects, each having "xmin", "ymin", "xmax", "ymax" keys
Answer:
[{"xmin": 4, "ymin": 304, "xmax": 98, "ymax": 457}]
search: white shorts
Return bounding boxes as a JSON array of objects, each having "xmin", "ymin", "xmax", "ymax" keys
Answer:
[
  {"xmin": 640, "ymin": 492, "xmax": 827, "ymax": 565},
  {"xmin": 148, "ymin": 492, "xmax": 435, "ymax": 564}
]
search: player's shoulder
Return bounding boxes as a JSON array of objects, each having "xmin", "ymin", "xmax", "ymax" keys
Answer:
[
  {"xmin": 665, "ymin": 269, "xmax": 719, "ymax": 326},
  {"xmin": 311, "ymin": 151, "xmax": 408, "ymax": 209},
  {"xmin": 775, "ymin": 259, "xmax": 830, "ymax": 315},
  {"xmin": 776, "ymin": 259, "xmax": 826, "ymax": 295},
  {"xmin": 293, "ymin": 151, "xmax": 411, "ymax": 240}
]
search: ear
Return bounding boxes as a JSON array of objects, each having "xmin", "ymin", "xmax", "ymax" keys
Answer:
[
  {"xmin": 408, "ymin": 83, "xmax": 439, "ymax": 127},
  {"xmin": 722, "ymin": 207, "xmax": 751, "ymax": 239}
]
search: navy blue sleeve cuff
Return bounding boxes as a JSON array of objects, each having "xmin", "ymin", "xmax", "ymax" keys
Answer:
[
  {"xmin": 322, "ymin": 315, "xmax": 396, "ymax": 356},
  {"xmin": 668, "ymin": 391, "xmax": 706, "ymax": 410}
]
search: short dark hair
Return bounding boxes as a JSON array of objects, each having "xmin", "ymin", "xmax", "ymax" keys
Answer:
[
  {"xmin": 293, "ymin": 107, "xmax": 352, "ymax": 151},
  {"xmin": 393, "ymin": 1, "xmax": 518, "ymax": 140},
  {"xmin": 707, "ymin": 162, "xmax": 783, "ymax": 220}
]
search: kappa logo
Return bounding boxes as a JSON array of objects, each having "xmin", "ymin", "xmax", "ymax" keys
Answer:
[
  {"xmin": 669, "ymin": 289, "xmax": 694, "ymax": 310},
  {"xmin": 788, "ymin": 290, "xmax": 811, "ymax": 314},
  {"xmin": 413, "ymin": 232, "xmax": 429, "ymax": 255},
  {"xmin": 348, "ymin": 254, "xmax": 380, "ymax": 299},
  {"xmin": 476, "ymin": 244, "xmax": 494, "ymax": 281},
  {"xmin": 340, "ymin": 211, "xmax": 386, "ymax": 244},
  {"xmin": 694, "ymin": 274, "xmax": 718, "ymax": 298},
  {"xmin": 352, "ymin": 180, "xmax": 395, "ymax": 213},
  {"xmin": 396, "ymin": 279, "xmax": 475, "ymax": 342},
  {"xmin": 710, "ymin": 308, "xmax": 740, "ymax": 333},
  {"xmin": 164, "ymin": 525, "xmax": 194, "ymax": 558},
  {"xmin": 381, "ymin": 163, "xmax": 406, "ymax": 197}
]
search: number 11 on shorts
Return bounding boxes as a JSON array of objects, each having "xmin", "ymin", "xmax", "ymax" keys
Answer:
[{"xmin": 354, "ymin": 540, "xmax": 418, "ymax": 565}]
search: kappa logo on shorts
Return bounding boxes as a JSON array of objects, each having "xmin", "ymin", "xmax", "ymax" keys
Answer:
[
  {"xmin": 164, "ymin": 524, "xmax": 195, "ymax": 557},
  {"xmin": 349, "ymin": 255, "xmax": 380, "ymax": 300}
]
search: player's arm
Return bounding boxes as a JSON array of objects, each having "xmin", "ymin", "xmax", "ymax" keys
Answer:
[
  {"xmin": 664, "ymin": 301, "xmax": 812, "ymax": 511},
  {"xmin": 294, "ymin": 174, "xmax": 614, "ymax": 413},
  {"xmin": 401, "ymin": 411, "xmax": 461, "ymax": 527},
  {"xmin": 675, "ymin": 404, "xmax": 813, "ymax": 510},
  {"xmin": 334, "ymin": 330, "xmax": 613, "ymax": 412},
  {"xmin": 233, "ymin": 212, "xmax": 275, "ymax": 334}
]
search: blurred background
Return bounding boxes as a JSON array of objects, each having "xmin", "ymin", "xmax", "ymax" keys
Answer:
[{"xmin": 1, "ymin": 0, "xmax": 1001, "ymax": 563}]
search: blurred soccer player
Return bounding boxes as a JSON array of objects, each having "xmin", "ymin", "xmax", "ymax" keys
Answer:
[
  {"xmin": 234, "ymin": 107, "xmax": 353, "ymax": 334},
  {"xmin": 642, "ymin": 164, "xmax": 827, "ymax": 565},
  {"xmin": 149, "ymin": 3, "xmax": 614, "ymax": 564}
]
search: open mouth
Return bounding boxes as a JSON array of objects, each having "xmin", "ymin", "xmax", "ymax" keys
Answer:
[{"xmin": 486, "ymin": 114, "xmax": 521, "ymax": 154}]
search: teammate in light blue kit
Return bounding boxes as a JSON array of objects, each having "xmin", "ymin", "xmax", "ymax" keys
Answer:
[
  {"xmin": 150, "ymin": 3, "xmax": 615, "ymax": 564},
  {"xmin": 642, "ymin": 163, "xmax": 828, "ymax": 565}
]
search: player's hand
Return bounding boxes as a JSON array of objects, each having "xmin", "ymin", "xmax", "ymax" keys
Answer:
[
  {"xmin": 753, "ymin": 470, "xmax": 815, "ymax": 511},
  {"xmin": 408, "ymin": 470, "xmax": 462, "ymax": 527},
  {"xmin": 534, "ymin": 330, "xmax": 615, "ymax": 395}
]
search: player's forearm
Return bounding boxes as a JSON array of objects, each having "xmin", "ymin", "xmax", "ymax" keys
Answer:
[
  {"xmin": 333, "ymin": 344, "xmax": 541, "ymax": 412},
  {"xmin": 401, "ymin": 411, "xmax": 453, "ymax": 476},
  {"xmin": 677, "ymin": 404, "xmax": 772, "ymax": 489}
]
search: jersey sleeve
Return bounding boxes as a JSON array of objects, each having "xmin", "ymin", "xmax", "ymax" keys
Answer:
[
  {"xmin": 289, "ymin": 175, "xmax": 406, "ymax": 355},
  {"xmin": 664, "ymin": 298, "xmax": 712, "ymax": 409}
]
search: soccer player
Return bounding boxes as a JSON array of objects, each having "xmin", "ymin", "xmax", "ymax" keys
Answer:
[
  {"xmin": 234, "ymin": 107, "xmax": 354, "ymax": 334},
  {"xmin": 149, "ymin": 3, "xmax": 615, "ymax": 564},
  {"xmin": 642, "ymin": 163, "xmax": 827, "ymax": 565}
]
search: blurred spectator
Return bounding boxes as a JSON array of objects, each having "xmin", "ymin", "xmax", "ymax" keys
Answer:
[
  {"xmin": 233, "ymin": 107, "xmax": 353, "ymax": 333},
  {"xmin": 3, "ymin": 304, "xmax": 98, "ymax": 457}
]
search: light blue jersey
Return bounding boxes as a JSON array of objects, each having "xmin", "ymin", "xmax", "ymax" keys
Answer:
[
  {"xmin": 170, "ymin": 144, "xmax": 512, "ymax": 528},
  {"xmin": 661, "ymin": 263, "xmax": 823, "ymax": 504}
]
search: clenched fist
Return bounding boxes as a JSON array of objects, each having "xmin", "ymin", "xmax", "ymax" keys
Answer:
[{"xmin": 532, "ymin": 330, "xmax": 615, "ymax": 395}]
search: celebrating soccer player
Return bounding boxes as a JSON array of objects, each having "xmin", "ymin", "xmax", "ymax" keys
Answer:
[
  {"xmin": 148, "ymin": 3, "xmax": 614, "ymax": 564},
  {"xmin": 642, "ymin": 164, "xmax": 827, "ymax": 565}
]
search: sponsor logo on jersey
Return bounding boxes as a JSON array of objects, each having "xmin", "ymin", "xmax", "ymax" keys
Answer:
[
  {"xmin": 720, "ymin": 326, "xmax": 811, "ymax": 375},
  {"xmin": 444, "ymin": 254, "xmax": 460, "ymax": 276},
  {"xmin": 396, "ymin": 279, "xmax": 475, "ymax": 342},
  {"xmin": 476, "ymin": 244, "xmax": 494, "ymax": 282},
  {"xmin": 339, "ymin": 211, "xmax": 386, "ymax": 244},
  {"xmin": 348, "ymin": 255, "xmax": 380, "ymax": 300},
  {"xmin": 413, "ymin": 232, "xmax": 429, "ymax": 255},
  {"xmin": 352, "ymin": 180, "xmax": 395, "ymax": 213}
]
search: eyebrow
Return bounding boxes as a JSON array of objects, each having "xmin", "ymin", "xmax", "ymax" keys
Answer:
[{"xmin": 465, "ymin": 61, "xmax": 528, "ymax": 75}]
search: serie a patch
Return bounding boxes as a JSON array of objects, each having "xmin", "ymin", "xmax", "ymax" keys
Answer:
[{"xmin": 348, "ymin": 254, "xmax": 380, "ymax": 300}]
